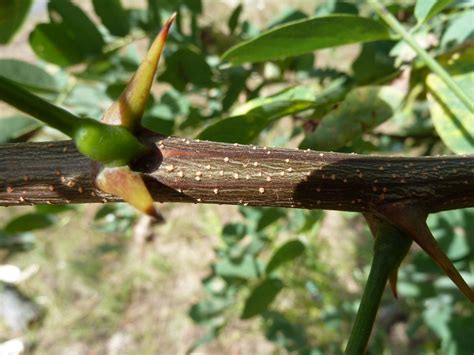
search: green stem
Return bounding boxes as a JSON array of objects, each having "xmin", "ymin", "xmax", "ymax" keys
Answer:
[
  {"xmin": 0, "ymin": 76, "xmax": 148, "ymax": 165},
  {"xmin": 369, "ymin": 1, "xmax": 474, "ymax": 113},
  {"xmin": 0, "ymin": 76, "xmax": 80, "ymax": 136},
  {"xmin": 345, "ymin": 222, "xmax": 412, "ymax": 354}
]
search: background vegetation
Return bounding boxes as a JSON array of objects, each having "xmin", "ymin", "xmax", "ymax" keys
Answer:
[{"xmin": 0, "ymin": 0, "xmax": 473, "ymax": 354}]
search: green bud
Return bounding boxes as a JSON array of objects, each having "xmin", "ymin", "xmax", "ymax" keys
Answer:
[{"xmin": 73, "ymin": 118, "xmax": 148, "ymax": 166}]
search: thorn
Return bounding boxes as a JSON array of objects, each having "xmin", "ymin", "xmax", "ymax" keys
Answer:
[
  {"xmin": 413, "ymin": 222, "xmax": 474, "ymax": 302},
  {"xmin": 389, "ymin": 271, "xmax": 398, "ymax": 299},
  {"xmin": 102, "ymin": 13, "xmax": 176, "ymax": 130},
  {"xmin": 96, "ymin": 166, "xmax": 161, "ymax": 220},
  {"xmin": 379, "ymin": 204, "xmax": 474, "ymax": 303},
  {"xmin": 93, "ymin": 14, "xmax": 176, "ymax": 219}
]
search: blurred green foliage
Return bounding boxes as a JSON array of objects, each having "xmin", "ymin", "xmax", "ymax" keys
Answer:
[{"xmin": 0, "ymin": 0, "xmax": 473, "ymax": 353}]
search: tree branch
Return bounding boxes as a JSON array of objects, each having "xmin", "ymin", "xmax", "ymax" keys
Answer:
[{"xmin": 1, "ymin": 135, "xmax": 473, "ymax": 213}]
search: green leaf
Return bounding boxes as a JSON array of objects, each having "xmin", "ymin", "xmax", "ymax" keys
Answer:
[
  {"xmin": 427, "ymin": 209, "xmax": 474, "ymax": 261},
  {"xmin": 4, "ymin": 213, "xmax": 55, "ymax": 234},
  {"xmin": 222, "ymin": 15, "xmax": 391, "ymax": 64},
  {"xmin": 0, "ymin": 231, "xmax": 35, "ymax": 252},
  {"xmin": 441, "ymin": 9, "xmax": 474, "ymax": 47},
  {"xmin": 35, "ymin": 204, "xmax": 75, "ymax": 215},
  {"xmin": 215, "ymin": 255, "xmax": 262, "ymax": 280},
  {"xmin": 92, "ymin": 0, "xmax": 130, "ymax": 37},
  {"xmin": 0, "ymin": 59, "xmax": 59, "ymax": 92},
  {"xmin": 159, "ymin": 48, "xmax": 212, "ymax": 91},
  {"xmin": 222, "ymin": 66, "xmax": 248, "ymax": 112},
  {"xmin": 231, "ymin": 85, "xmax": 320, "ymax": 116},
  {"xmin": 47, "ymin": 0, "xmax": 104, "ymax": 55},
  {"xmin": 239, "ymin": 207, "xmax": 283, "ymax": 233},
  {"xmin": 198, "ymin": 78, "xmax": 349, "ymax": 143},
  {"xmin": 426, "ymin": 48, "xmax": 474, "ymax": 154},
  {"xmin": 415, "ymin": 0, "xmax": 453, "ymax": 24},
  {"xmin": 0, "ymin": 0, "xmax": 32, "ymax": 44},
  {"xmin": 187, "ymin": 328, "xmax": 221, "ymax": 354},
  {"xmin": 65, "ymin": 83, "xmax": 111, "ymax": 119},
  {"xmin": 142, "ymin": 114, "xmax": 174, "ymax": 135},
  {"xmin": 255, "ymin": 208, "xmax": 287, "ymax": 232},
  {"xmin": 241, "ymin": 278, "xmax": 284, "ymax": 319},
  {"xmin": 29, "ymin": 23, "xmax": 85, "ymax": 67},
  {"xmin": 300, "ymin": 86, "xmax": 403, "ymax": 150},
  {"xmin": 196, "ymin": 114, "xmax": 269, "ymax": 144},
  {"xmin": 352, "ymin": 41, "xmax": 398, "ymax": 85},
  {"xmin": 142, "ymin": 89, "xmax": 189, "ymax": 135},
  {"xmin": 262, "ymin": 311, "xmax": 310, "ymax": 351},
  {"xmin": 189, "ymin": 299, "xmax": 228, "ymax": 324},
  {"xmin": 29, "ymin": 1, "xmax": 104, "ymax": 66},
  {"xmin": 228, "ymin": 3, "xmax": 242, "ymax": 34},
  {"xmin": 221, "ymin": 223, "xmax": 247, "ymax": 246},
  {"xmin": 422, "ymin": 296, "xmax": 457, "ymax": 353},
  {"xmin": 314, "ymin": 0, "xmax": 359, "ymax": 16},
  {"xmin": 265, "ymin": 240, "xmax": 305, "ymax": 274},
  {"xmin": 266, "ymin": 7, "xmax": 307, "ymax": 29},
  {"xmin": 0, "ymin": 116, "xmax": 42, "ymax": 143},
  {"xmin": 182, "ymin": 0, "xmax": 202, "ymax": 14}
]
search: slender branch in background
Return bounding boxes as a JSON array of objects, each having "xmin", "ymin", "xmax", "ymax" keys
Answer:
[
  {"xmin": 368, "ymin": 0, "xmax": 474, "ymax": 113},
  {"xmin": 103, "ymin": 30, "xmax": 148, "ymax": 54}
]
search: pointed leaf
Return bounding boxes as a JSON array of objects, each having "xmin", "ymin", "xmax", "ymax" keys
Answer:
[
  {"xmin": 159, "ymin": 48, "xmax": 212, "ymax": 91},
  {"xmin": 0, "ymin": 116, "xmax": 42, "ymax": 143},
  {"xmin": 92, "ymin": 0, "xmax": 130, "ymax": 37},
  {"xmin": 198, "ymin": 78, "xmax": 349, "ymax": 143},
  {"xmin": 441, "ymin": 9, "xmax": 474, "ymax": 47},
  {"xmin": 241, "ymin": 278, "xmax": 284, "ymax": 319},
  {"xmin": 222, "ymin": 15, "xmax": 392, "ymax": 64},
  {"xmin": 300, "ymin": 86, "xmax": 403, "ymax": 150},
  {"xmin": 351, "ymin": 41, "xmax": 398, "ymax": 85},
  {"xmin": 29, "ymin": 23, "xmax": 85, "ymax": 67},
  {"xmin": 29, "ymin": 1, "xmax": 105, "ymax": 66},
  {"xmin": 215, "ymin": 254, "xmax": 262, "ymax": 280},
  {"xmin": 415, "ymin": 0, "xmax": 453, "ymax": 24},
  {"xmin": 47, "ymin": 0, "xmax": 104, "ymax": 55},
  {"xmin": 426, "ymin": 47, "xmax": 474, "ymax": 154},
  {"xmin": 0, "ymin": 0, "xmax": 32, "ymax": 44},
  {"xmin": 5, "ymin": 213, "xmax": 55, "ymax": 234},
  {"xmin": 266, "ymin": 7, "xmax": 307, "ymax": 29},
  {"xmin": 265, "ymin": 240, "xmax": 305, "ymax": 274},
  {"xmin": 0, "ymin": 59, "xmax": 59, "ymax": 92},
  {"xmin": 228, "ymin": 4, "xmax": 243, "ymax": 34}
]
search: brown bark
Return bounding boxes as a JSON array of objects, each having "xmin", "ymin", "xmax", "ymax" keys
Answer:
[{"xmin": 0, "ymin": 135, "xmax": 473, "ymax": 214}]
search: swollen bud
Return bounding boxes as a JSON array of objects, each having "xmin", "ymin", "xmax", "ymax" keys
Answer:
[{"xmin": 73, "ymin": 118, "xmax": 148, "ymax": 166}]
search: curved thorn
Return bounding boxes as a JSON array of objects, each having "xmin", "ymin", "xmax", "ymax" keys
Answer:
[
  {"xmin": 379, "ymin": 204, "xmax": 474, "ymax": 303},
  {"xmin": 96, "ymin": 166, "xmax": 163, "ymax": 221},
  {"xmin": 102, "ymin": 12, "xmax": 176, "ymax": 130},
  {"xmin": 389, "ymin": 271, "xmax": 399, "ymax": 299}
]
